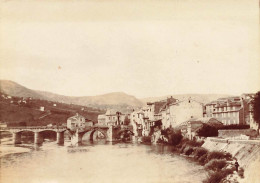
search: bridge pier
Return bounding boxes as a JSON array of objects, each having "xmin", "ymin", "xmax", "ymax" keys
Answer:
[
  {"xmin": 56, "ymin": 131, "xmax": 64, "ymax": 144},
  {"xmin": 34, "ymin": 132, "xmax": 43, "ymax": 144},
  {"xmin": 13, "ymin": 132, "xmax": 22, "ymax": 144},
  {"xmin": 106, "ymin": 126, "xmax": 117, "ymax": 142},
  {"xmin": 70, "ymin": 130, "xmax": 83, "ymax": 145}
]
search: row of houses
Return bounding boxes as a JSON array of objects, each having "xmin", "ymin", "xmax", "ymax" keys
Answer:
[
  {"xmin": 67, "ymin": 113, "xmax": 94, "ymax": 129},
  {"xmin": 204, "ymin": 93, "xmax": 256, "ymax": 127},
  {"xmin": 130, "ymin": 94, "xmax": 258, "ymax": 137},
  {"xmin": 97, "ymin": 109, "xmax": 129, "ymax": 126}
]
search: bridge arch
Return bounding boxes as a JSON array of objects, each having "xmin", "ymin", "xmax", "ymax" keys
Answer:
[{"xmin": 79, "ymin": 128, "xmax": 108, "ymax": 141}]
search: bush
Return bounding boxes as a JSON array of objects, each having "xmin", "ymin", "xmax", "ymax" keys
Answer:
[
  {"xmin": 198, "ymin": 154, "xmax": 208, "ymax": 165},
  {"xmin": 197, "ymin": 124, "xmax": 218, "ymax": 137},
  {"xmin": 184, "ymin": 140, "xmax": 204, "ymax": 147},
  {"xmin": 205, "ymin": 159, "xmax": 227, "ymax": 171},
  {"xmin": 203, "ymin": 169, "xmax": 233, "ymax": 183},
  {"xmin": 162, "ymin": 128, "xmax": 183, "ymax": 146},
  {"xmin": 183, "ymin": 146, "xmax": 194, "ymax": 156},
  {"xmin": 207, "ymin": 151, "xmax": 232, "ymax": 162},
  {"xmin": 219, "ymin": 124, "xmax": 250, "ymax": 130},
  {"xmin": 142, "ymin": 136, "xmax": 151, "ymax": 143},
  {"xmin": 193, "ymin": 147, "xmax": 209, "ymax": 160},
  {"xmin": 169, "ymin": 130, "xmax": 183, "ymax": 146},
  {"xmin": 238, "ymin": 167, "xmax": 244, "ymax": 178}
]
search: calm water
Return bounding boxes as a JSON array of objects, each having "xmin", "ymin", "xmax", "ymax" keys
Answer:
[{"xmin": 0, "ymin": 137, "xmax": 207, "ymax": 183}]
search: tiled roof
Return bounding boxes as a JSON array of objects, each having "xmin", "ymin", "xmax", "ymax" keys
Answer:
[
  {"xmin": 98, "ymin": 114, "xmax": 106, "ymax": 119},
  {"xmin": 105, "ymin": 109, "xmax": 118, "ymax": 115},
  {"xmin": 154, "ymin": 101, "xmax": 166, "ymax": 114},
  {"xmin": 176, "ymin": 117, "xmax": 223, "ymax": 129},
  {"xmin": 68, "ymin": 113, "xmax": 85, "ymax": 119}
]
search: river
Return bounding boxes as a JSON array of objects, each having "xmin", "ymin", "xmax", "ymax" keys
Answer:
[{"xmin": 0, "ymin": 136, "xmax": 207, "ymax": 183}]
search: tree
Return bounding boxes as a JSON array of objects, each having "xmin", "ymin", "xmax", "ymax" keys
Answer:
[
  {"xmin": 197, "ymin": 124, "xmax": 218, "ymax": 137},
  {"xmin": 252, "ymin": 91, "xmax": 260, "ymax": 135},
  {"xmin": 123, "ymin": 117, "xmax": 130, "ymax": 125}
]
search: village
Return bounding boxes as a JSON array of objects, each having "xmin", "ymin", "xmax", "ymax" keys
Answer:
[{"xmin": 95, "ymin": 93, "xmax": 259, "ymax": 143}]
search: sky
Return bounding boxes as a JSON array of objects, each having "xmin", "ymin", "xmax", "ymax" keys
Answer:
[{"xmin": 0, "ymin": 0, "xmax": 259, "ymax": 98}]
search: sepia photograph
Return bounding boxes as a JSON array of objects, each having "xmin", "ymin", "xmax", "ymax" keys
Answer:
[{"xmin": 0, "ymin": 0, "xmax": 260, "ymax": 183}]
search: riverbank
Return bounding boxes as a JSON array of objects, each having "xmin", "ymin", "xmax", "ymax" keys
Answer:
[
  {"xmin": 0, "ymin": 145, "xmax": 31, "ymax": 157},
  {"xmin": 202, "ymin": 137, "xmax": 260, "ymax": 183}
]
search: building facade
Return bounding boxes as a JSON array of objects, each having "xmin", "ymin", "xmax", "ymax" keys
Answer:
[
  {"xmin": 130, "ymin": 97, "xmax": 178, "ymax": 136},
  {"xmin": 67, "ymin": 113, "xmax": 86, "ymax": 129},
  {"xmin": 98, "ymin": 109, "xmax": 127, "ymax": 126},
  {"xmin": 204, "ymin": 94, "xmax": 256, "ymax": 126},
  {"xmin": 169, "ymin": 99, "xmax": 204, "ymax": 127}
]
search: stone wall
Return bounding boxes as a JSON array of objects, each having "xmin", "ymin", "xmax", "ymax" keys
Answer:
[
  {"xmin": 218, "ymin": 129, "xmax": 257, "ymax": 139},
  {"xmin": 202, "ymin": 137, "xmax": 260, "ymax": 183},
  {"xmin": 203, "ymin": 137, "xmax": 260, "ymax": 167}
]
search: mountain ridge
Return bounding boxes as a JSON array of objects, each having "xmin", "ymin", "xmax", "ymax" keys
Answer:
[
  {"xmin": 0, "ymin": 80, "xmax": 234, "ymax": 110},
  {"xmin": 0, "ymin": 80, "xmax": 143, "ymax": 109}
]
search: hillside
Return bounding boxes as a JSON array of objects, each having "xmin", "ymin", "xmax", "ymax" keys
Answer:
[
  {"xmin": 0, "ymin": 80, "xmax": 143, "ymax": 110},
  {"xmin": 0, "ymin": 93, "xmax": 105, "ymax": 126},
  {"xmin": 0, "ymin": 80, "xmax": 234, "ymax": 110},
  {"xmin": 0, "ymin": 80, "xmax": 45, "ymax": 99},
  {"xmin": 37, "ymin": 91, "xmax": 143, "ymax": 107},
  {"xmin": 141, "ymin": 94, "xmax": 233, "ymax": 104}
]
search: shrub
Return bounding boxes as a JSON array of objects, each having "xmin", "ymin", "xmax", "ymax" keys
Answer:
[
  {"xmin": 169, "ymin": 130, "xmax": 183, "ymax": 146},
  {"xmin": 184, "ymin": 140, "xmax": 204, "ymax": 147},
  {"xmin": 193, "ymin": 147, "xmax": 208, "ymax": 160},
  {"xmin": 162, "ymin": 128, "xmax": 183, "ymax": 146},
  {"xmin": 183, "ymin": 146, "xmax": 194, "ymax": 156},
  {"xmin": 205, "ymin": 159, "xmax": 227, "ymax": 171},
  {"xmin": 197, "ymin": 124, "xmax": 218, "ymax": 137},
  {"xmin": 219, "ymin": 124, "xmax": 250, "ymax": 130},
  {"xmin": 238, "ymin": 167, "xmax": 244, "ymax": 178},
  {"xmin": 198, "ymin": 154, "xmax": 208, "ymax": 165},
  {"xmin": 203, "ymin": 168, "xmax": 233, "ymax": 183},
  {"xmin": 142, "ymin": 136, "xmax": 151, "ymax": 143},
  {"xmin": 207, "ymin": 151, "xmax": 232, "ymax": 162}
]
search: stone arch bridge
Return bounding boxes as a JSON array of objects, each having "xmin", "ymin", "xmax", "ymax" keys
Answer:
[{"xmin": 0, "ymin": 125, "xmax": 134, "ymax": 145}]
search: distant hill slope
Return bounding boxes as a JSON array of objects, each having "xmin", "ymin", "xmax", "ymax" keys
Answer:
[
  {"xmin": 0, "ymin": 80, "xmax": 45, "ymax": 99},
  {"xmin": 141, "ymin": 94, "xmax": 233, "ymax": 105},
  {"xmin": 0, "ymin": 80, "xmax": 143, "ymax": 110},
  {"xmin": 0, "ymin": 80, "xmax": 234, "ymax": 109},
  {"xmin": 0, "ymin": 96, "xmax": 104, "ymax": 125}
]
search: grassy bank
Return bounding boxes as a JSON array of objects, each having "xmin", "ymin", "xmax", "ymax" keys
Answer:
[
  {"xmin": 174, "ymin": 138, "xmax": 244, "ymax": 183},
  {"xmin": 141, "ymin": 128, "xmax": 244, "ymax": 183}
]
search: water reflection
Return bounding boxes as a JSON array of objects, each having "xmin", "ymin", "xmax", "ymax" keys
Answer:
[{"xmin": 0, "ymin": 138, "xmax": 207, "ymax": 183}]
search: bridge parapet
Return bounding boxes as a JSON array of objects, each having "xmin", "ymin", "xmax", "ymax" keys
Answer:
[{"xmin": 0, "ymin": 126, "xmax": 67, "ymax": 133}]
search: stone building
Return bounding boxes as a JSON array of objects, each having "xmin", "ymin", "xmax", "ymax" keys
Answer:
[
  {"xmin": 97, "ymin": 114, "xmax": 106, "ymax": 125},
  {"xmin": 176, "ymin": 117, "xmax": 223, "ymax": 140},
  {"xmin": 67, "ymin": 113, "xmax": 86, "ymax": 130},
  {"xmin": 204, "ymin": 94, "xmax": 256, "ymax": 126},
  {"xmin": 130, "ymin": 110, "xmax": 145, "ymax": 136},
  {"xmin": 130, "ymin": 97, "xmax": 177, "ymax": 136},
  {"xmin": 168, "ymin": 99, "xmax": 204, "ymax": 127},
  {"xmin": 97, "ymin": 109, "xmax": 127, "ymax": 126}
]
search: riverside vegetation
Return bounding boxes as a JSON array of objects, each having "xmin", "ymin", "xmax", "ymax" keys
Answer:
[{"xmin": 141, "ymin": 128, "xmax": 244, "ymax": 183}]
